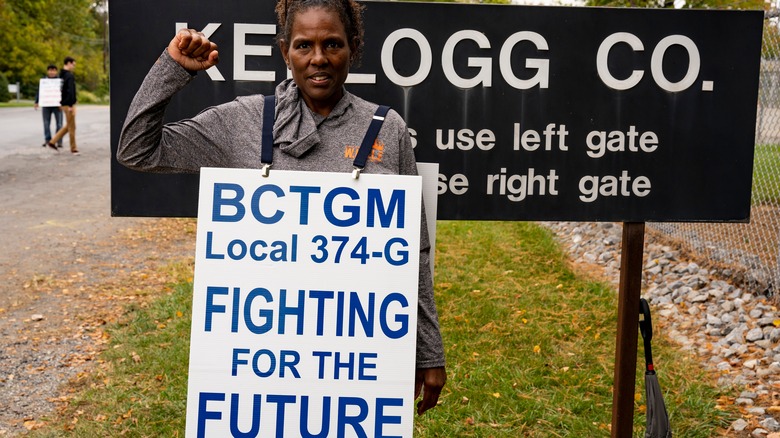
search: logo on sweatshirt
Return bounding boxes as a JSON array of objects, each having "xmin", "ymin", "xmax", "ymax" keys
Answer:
[{"xmin": 344, "ymin": 141, "xmax": 385, "ymax": 163}]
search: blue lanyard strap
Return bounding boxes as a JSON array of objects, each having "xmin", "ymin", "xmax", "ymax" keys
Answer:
[
  {"xmin": 261, "ymin": 95, "xmax": 276, "ymax": 166},
  {"xmin": 353, "ymin": 105, "xmax": 390, "ymax": 171}
]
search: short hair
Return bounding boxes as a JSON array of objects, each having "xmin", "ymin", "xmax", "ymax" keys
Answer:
[
  {"xmin": 47, "ymin": 64, "xmax": 58, "ymax": 70},
  {"xmin": 275, "ymin": 0, "xmax": 365, "ymax": 66},
  {"xmin": 64, "ymin": 56, "xmax": 75, "ymax": 65}
]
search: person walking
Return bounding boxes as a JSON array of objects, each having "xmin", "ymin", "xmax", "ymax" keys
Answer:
[
  {"xmin": 34, "ymin": 64, "xmax": 63, "ymax": 148},
  {"xmin": 46, "ymin": 56, "xmax": 78, "ymax": 155}
]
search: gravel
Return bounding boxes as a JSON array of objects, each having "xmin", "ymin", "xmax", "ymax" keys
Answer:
[{"xmin": 545, "ymin": 221, "xmax": 780, "ymax": 436}]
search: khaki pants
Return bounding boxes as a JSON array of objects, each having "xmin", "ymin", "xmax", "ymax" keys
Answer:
[{"xmin": 50, "ymin": 105, "xmax": 77, "ymax": 152}]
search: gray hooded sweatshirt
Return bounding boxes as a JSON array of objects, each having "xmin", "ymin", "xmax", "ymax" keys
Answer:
[{"xmin": 118, "ymin": 50, "xmax": 445, "ymax": 369}]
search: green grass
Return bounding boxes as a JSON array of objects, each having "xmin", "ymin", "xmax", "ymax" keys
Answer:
[
  {"xmin": 27, "ymin": 222, "xmax": 737, "ymax": 437},
  {"xmin": 0, "ymin": 100, "xmax": 34, "ymax": 107},
  {"xmin": 753, "ymin": 143, "xmax": 780, "ymax": 204}
]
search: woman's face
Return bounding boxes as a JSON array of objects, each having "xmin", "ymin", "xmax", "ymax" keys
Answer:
[{"xmin": 281, "ymin": 7, "xmax": 354, "ymax": 116}]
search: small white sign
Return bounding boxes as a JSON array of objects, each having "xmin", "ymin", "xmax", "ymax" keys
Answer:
[
  {"xmin": 417, "ymin": 162, "xmax": 438, "ymax": 278},
  {"xmin": 38, "ymin": 78, "xmax": 61, "ymax": 107},
  {"xmin": 186, "ymin": 168, "xmax": 422, "ymax": 438},
  {"xmin": 7, "ymin": 84, "xmax": 19, "ymax": 94}
]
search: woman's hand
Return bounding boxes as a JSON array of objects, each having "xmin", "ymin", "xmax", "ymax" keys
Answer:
[
  {"xmin": 167, "ymin": 29, "xmax": 219, "ymax": 71},
  {"xmin": 414, "ymin": 366, "xmax": 447, "ymax": 415}
]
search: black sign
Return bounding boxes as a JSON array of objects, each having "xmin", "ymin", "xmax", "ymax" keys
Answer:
[{"xmin": 109, "ymin": 1, "xmax": 763, "ymax": 221}]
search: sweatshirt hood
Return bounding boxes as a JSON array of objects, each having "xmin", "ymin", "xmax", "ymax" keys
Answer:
[{"xmin": 273, "ymin": 79, "xmax": 352, "ymax": 158}]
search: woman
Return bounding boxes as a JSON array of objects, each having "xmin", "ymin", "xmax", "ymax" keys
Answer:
[{"xmin": 118, "ymin": 0, "xmax": 446, "ymax": 415}]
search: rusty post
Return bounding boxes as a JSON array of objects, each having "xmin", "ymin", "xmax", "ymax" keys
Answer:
[{"xmin": 611, "ymin": 222, "xmax": 646, "ymax": 437}]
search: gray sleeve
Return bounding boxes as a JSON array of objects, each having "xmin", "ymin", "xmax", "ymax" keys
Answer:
[
  {"xmin": 117, "ymin": 50, "xmax": 262, "ymax": 173},
  {"xmin": 415, "ymin": 200, "xmax": 446, "ymax": 368},
  {"xmin": 117, "ymin": 50, "xmax": 196, "ymax": 172},
  {"xmin": 395, "ymin": 113, "xmax": 446, "ymax": 369}
]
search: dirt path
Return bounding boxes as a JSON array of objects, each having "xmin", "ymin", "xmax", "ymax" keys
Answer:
[{"xmin": 0, "ymin": 106, "xmax": 195, "ymax": 436}]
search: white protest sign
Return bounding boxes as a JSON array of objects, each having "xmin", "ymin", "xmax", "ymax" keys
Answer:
[
  {"xmin": 186, "ymin": 167, "xmax": 422, "ymax": 438},
  {"xmin": 38, "ymin": 78, "xmax": 62, "ymax": 107}
]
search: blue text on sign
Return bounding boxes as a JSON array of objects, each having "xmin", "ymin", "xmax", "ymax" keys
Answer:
[
  {"xmin": 197, "ymin": 392, "xmax": 404, "ymax": 438},
  {"xmin": 212, "ymin": 183, "xmax": 407, "ymax": 228},
  {"xmin": 205, "ymin": 287, "xmax": 410, "ymax": 338}
]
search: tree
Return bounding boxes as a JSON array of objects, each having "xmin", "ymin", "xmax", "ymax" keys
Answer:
[
  {"xmin": 0, "ymin": 72, "xmax": 10, "ymax": 102},
  {"xmin": 0, "ymin": 0, "xmax": 107, "ymax": 97}
]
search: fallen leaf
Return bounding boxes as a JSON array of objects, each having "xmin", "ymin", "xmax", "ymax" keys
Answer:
[
  {"xmin": 533, "ymin": 345, "xmax": 541, "ymax": 354},
  {"xmin": 479, "ymin": 322, "xmax": 497, "ymax": 332},
  {"xmin": 23, "ymin": 420, "xmax": 42, "ymax": 430}
]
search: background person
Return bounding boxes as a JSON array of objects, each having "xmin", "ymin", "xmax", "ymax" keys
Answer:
[
  {"xmin": 34, "ymin": 64, "xmax": 63, "ymax": 148},
  {"xmin": 47, "ymin": 56, "xmax": 78, "ymax": 155},
  {"xmin": 118, "ymin": 0, "xmax": 446, "ymax": 415}
]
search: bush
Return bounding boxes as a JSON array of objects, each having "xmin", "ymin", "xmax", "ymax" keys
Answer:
[
  {"xmin": 0, "ymin": 72, "xmax": 10, "ymax": 102},
  {"xmin": 77, "ymin": 89, "xmax": 108, "ymax": 104}
]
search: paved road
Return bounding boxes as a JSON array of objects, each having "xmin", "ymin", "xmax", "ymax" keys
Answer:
[
  {"xmin": 0, "ymin": 105, "xmax": 139, "ymax": 311},
  {"xmin": 0, "ymin": 105, "xmax": 197, "ymax": 435},
  {"xmin": 0, "ymin": 105, "xmax": 110, "ymax": 158}
]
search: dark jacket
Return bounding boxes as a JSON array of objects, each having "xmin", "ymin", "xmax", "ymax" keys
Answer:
[{"xmin": 59, "ymin": 69, "xmax": 77, "ymax": 106}]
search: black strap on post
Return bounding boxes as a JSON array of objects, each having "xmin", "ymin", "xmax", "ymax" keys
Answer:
[
  {"xmin": 261, "ymin": 95, "xmax": 276, "ymax": 176},
  {"xmin": 352, "ymin": 105, "xmax": 390, "ymax": 178},
  {"xmin": 639, "ymin": 297, "xmax": 654, "ymax": 374}
]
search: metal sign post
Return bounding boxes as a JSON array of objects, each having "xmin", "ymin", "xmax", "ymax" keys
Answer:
[{"xmin": 612, "ymin": 222, "xmax": 646, "ymax": 437}]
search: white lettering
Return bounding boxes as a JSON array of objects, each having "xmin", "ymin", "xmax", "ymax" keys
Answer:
[
  {"xmin": 381, "ymin": 29, "xmax": 432, "ymax": 87},
  {"xmin": 596, "ymin": 32, "xmax": 644, "ymax": 91},
  {"xmin": 499, "ymin": 31, "xmax": 549, "ymax": 89},
  {"xmin": 442, "ymin": 30, "xmax": 492, "ymax": 88},
  {"xmin": 578, "ymin": 172, "xmax": 652, "ymax": 202},
  {"xmin": 650, "ymin": 35, "xmax": 700, "ymax": 92},
  {"xmin": 233, "ymin": 23, "xmax": 276, "ymax": 82}
]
